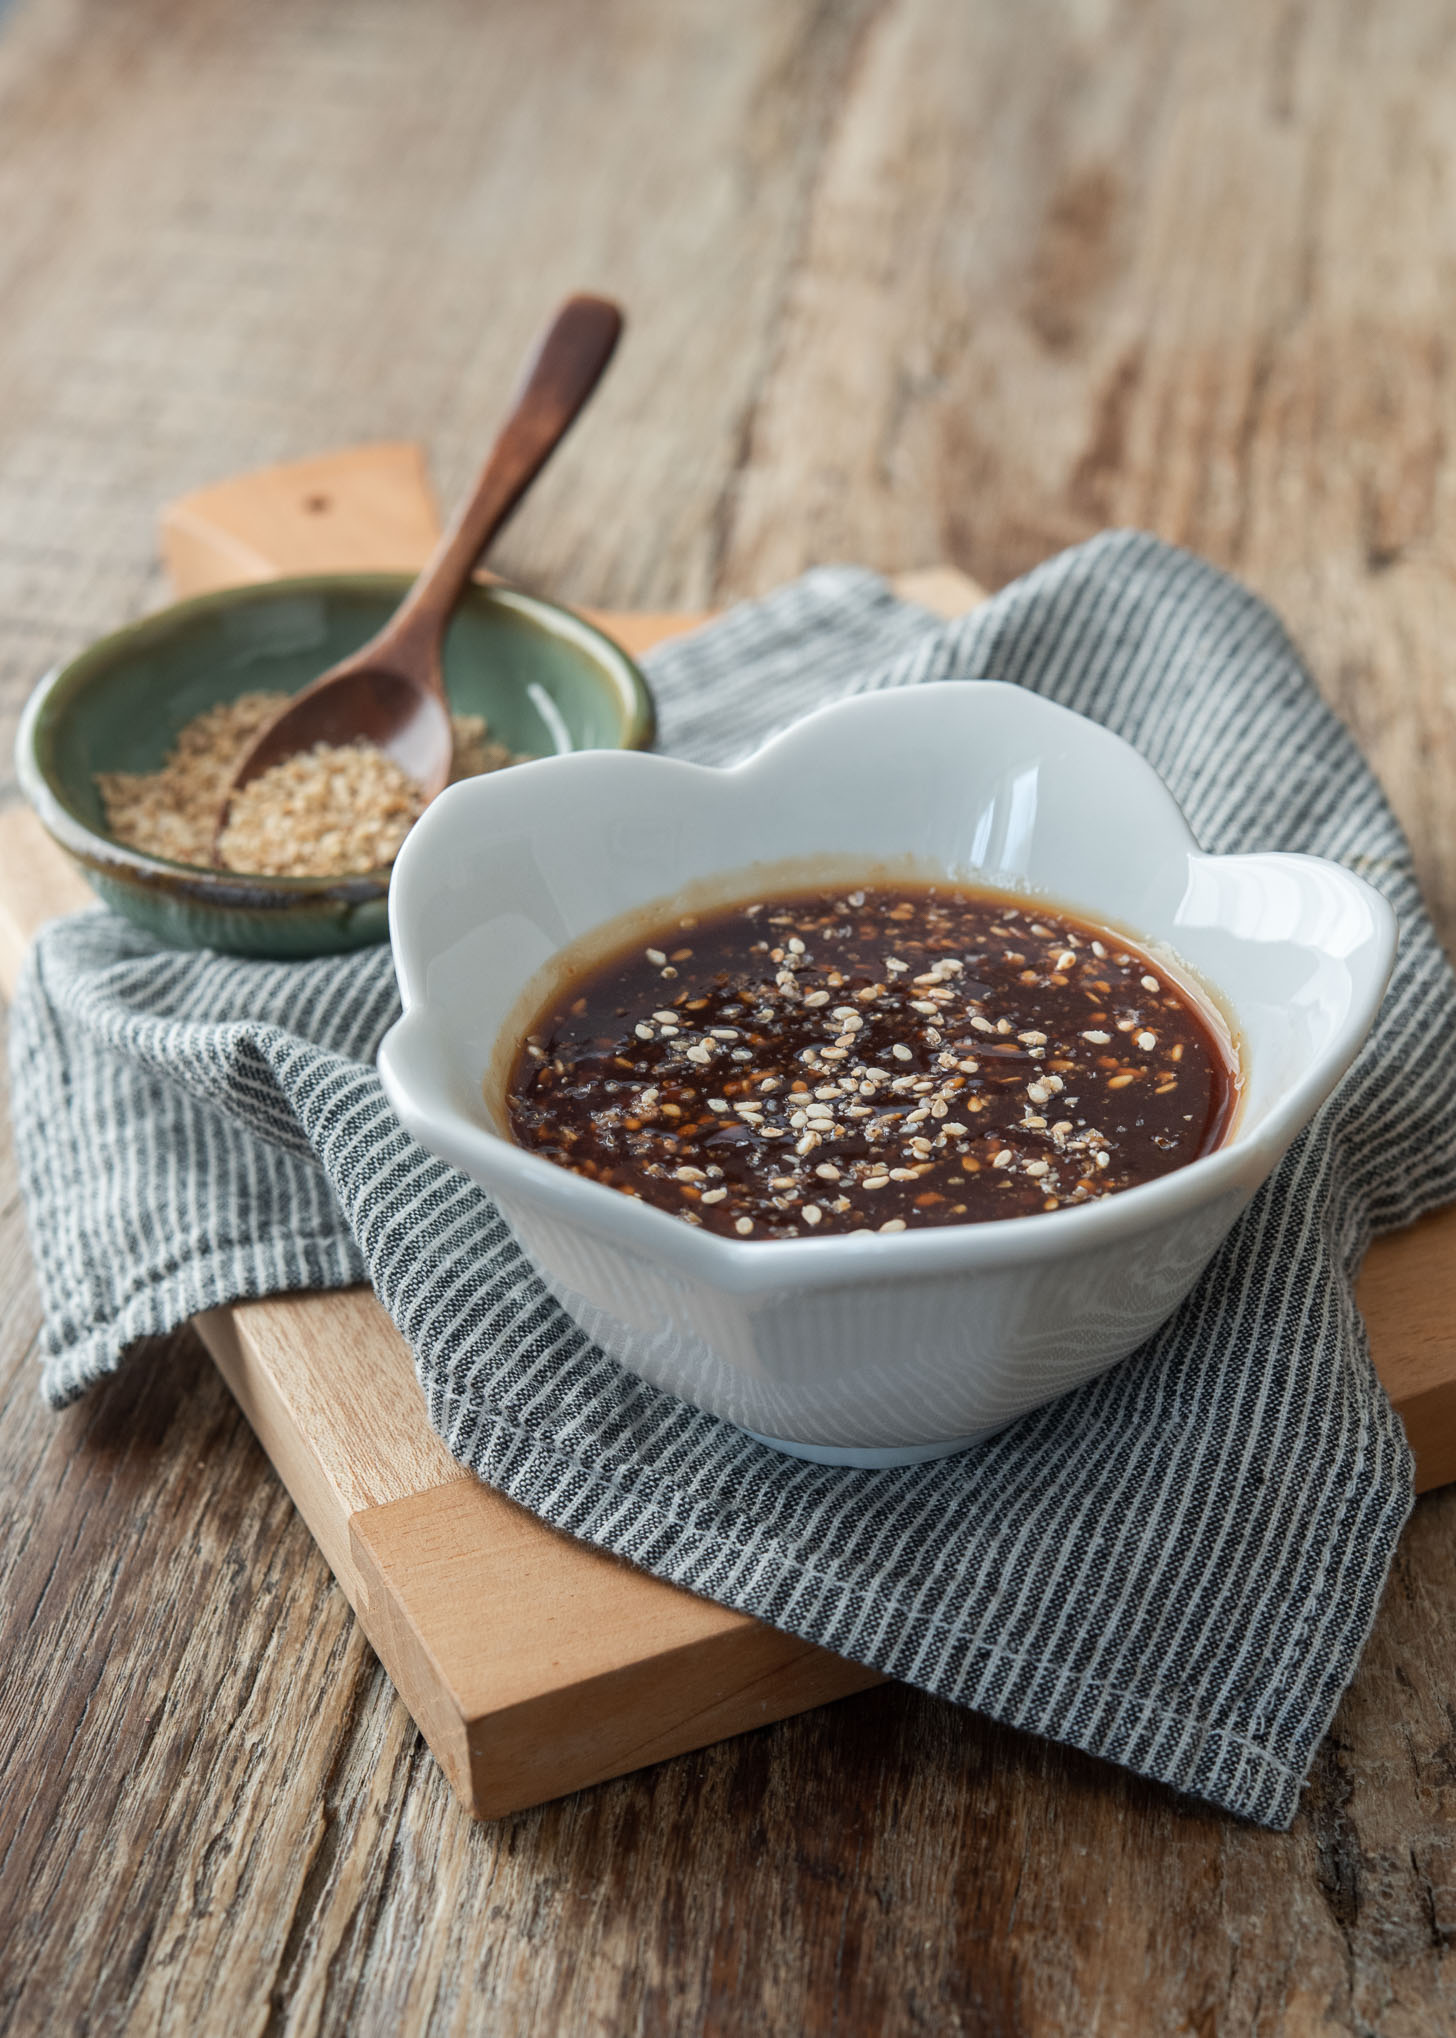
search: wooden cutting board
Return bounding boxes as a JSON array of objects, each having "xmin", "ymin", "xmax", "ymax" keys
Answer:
[{"xmin": 2, "ymin": 440, "xmax": 1451, "ymax": 1822}]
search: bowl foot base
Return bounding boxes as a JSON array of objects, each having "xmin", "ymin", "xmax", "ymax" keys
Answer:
[{"xmin": 741, "ymin": 1424, "xmax": 1005, "ymax": 1467}]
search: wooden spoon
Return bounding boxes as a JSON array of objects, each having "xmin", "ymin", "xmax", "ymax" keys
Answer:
[{"xmin": 212, "ymin": 293, "xmax": 623, "ymax": 860}]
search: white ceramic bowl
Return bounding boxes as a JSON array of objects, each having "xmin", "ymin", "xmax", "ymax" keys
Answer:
[{"xmin": 378, "ymin": 682, "xmax": 1396, "ymax": 1466}]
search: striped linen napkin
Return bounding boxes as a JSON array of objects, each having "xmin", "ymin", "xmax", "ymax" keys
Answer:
[{"xmin": 12, "ymin": 531, "xmax": 1455, "ymax": 1827}]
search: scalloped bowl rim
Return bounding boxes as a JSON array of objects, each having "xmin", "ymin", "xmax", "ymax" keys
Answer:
[{"xmin": 378, "ymin": 679, "xmax": 1398, "ymax": 1297}]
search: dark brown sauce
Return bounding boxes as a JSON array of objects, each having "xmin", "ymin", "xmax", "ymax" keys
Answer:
[{"xmin": 504, "ymin": 884, "xmax": 1238, "ymax": 1240}]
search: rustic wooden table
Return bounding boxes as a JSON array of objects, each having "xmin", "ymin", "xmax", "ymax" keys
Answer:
[{"xmin": 1, "ymin": 2, "xmax": 1454, "ymax": 2031}]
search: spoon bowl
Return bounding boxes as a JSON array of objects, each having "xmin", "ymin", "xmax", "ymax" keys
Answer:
[{"xmin": 224, "ymin": 662, "xmax": 455, "ymax": 796}]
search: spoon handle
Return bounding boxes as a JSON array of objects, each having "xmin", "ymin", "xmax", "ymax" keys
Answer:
[{"xmin": 383, "ymin": 294, "xmax": 624, "ymax": 673}]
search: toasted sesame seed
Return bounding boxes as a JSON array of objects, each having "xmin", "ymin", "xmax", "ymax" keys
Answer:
[
  {"xmin": 1024, "ymin": 1160, "xmax": 1049, "ymax": 1177},
  {"xmin": 700, "ymin": 1186, "xmax": 727, "ymax": 1205},
  {"xmin": 708, "ymin": 1098, "xmax": 730, "ymax": 1112},
  {"xmin": 891, "ymin": 1044, "xmax": 914, "ymax": 1062},
  {"xmin": 803, "ymin": 990, "xmax": 831, "ymax": 1007},
  {"xmin": 634, "ymin": 1022, "xmax": 655, "ymax": 1041},
  {"xmin": 814, "ymin": 1163, "xmax": 841, "ymax": 1180},
  {"xmin": 1108, "ymin": 1072, "xmax": 1135, "ymax": 1089},
  {"xmin": 1141, "ymin": 974, "xmax": 1160, "ymax": 993},
  {"xmin": 796, "ymin": 1132, "xmax": 821, "ymax": 1155},
  {"xmin": 880, "ymin": 1219, "xmax": 907, "ymax": 1233},
  {"xmin": 992, "ymin": 1149, "xmax": 1013, "ymax": 1168},
  {"xmin": 802, "ymin": 1204, "xmax": 822, "ymax": 1226},
  {"xmin": 645, "ymin": 948, "xmax": 667, "ymax": 966},
  {"xmin": 675, "ymin": 1166, "xmax": 707, "ymax": 1182},
  {"xmin": 863, "ymin": 1174, "xmax": 891, "ymax": 1189},
  {"xmin": 1082, "ymin": 1030, "xmax": 1111, "ymax": 1044},
  {"xmin": 1095, "ymin": 1150, "xmax": 1111, "ymax": 1168},
  {"xmin": 735, "ymin": 1216, "xmax": 755, "ymax": 1234},
  {"xmin": 1137, "ymin": 1031, "xmax": 1157, "ymax": 1050}
]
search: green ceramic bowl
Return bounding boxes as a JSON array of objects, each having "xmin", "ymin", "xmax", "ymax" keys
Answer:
[{"xmin": 16, "ymin": 573, "xmax": 656, "ymax": 957}]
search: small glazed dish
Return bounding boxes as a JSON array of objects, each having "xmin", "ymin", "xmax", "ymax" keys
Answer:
[
  {"xmin": 16, "ymin": 572, "xmax": 654, "ymax": 957},
  {"xmin": 378, "ymin": 682, "xmax": 1396, "ymax": 1465}
]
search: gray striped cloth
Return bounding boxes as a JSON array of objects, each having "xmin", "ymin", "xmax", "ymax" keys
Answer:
[{"xmin": 12, "ymin": 532, "xmax": 1453, "ymax": 1827}]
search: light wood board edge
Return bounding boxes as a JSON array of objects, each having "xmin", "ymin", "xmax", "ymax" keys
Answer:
[{"xmin": 3, "ymin": 440, "xmax": 1452, "ymax": 1818}]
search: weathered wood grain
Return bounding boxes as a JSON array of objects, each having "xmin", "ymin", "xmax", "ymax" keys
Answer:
[{"xmin": 2, "ymin": 0, "xmax": 1455, "ymax": 2032}]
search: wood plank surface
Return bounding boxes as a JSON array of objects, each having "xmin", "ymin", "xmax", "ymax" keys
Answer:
[{"xmin": 1, "ymin": 2, "xmax": 1456, "ymax": 2033}]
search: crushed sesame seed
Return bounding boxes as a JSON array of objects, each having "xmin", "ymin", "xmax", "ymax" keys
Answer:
[{"xmin": 100, "ymin": 695, "xmax": 523, "ymax": 877}]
